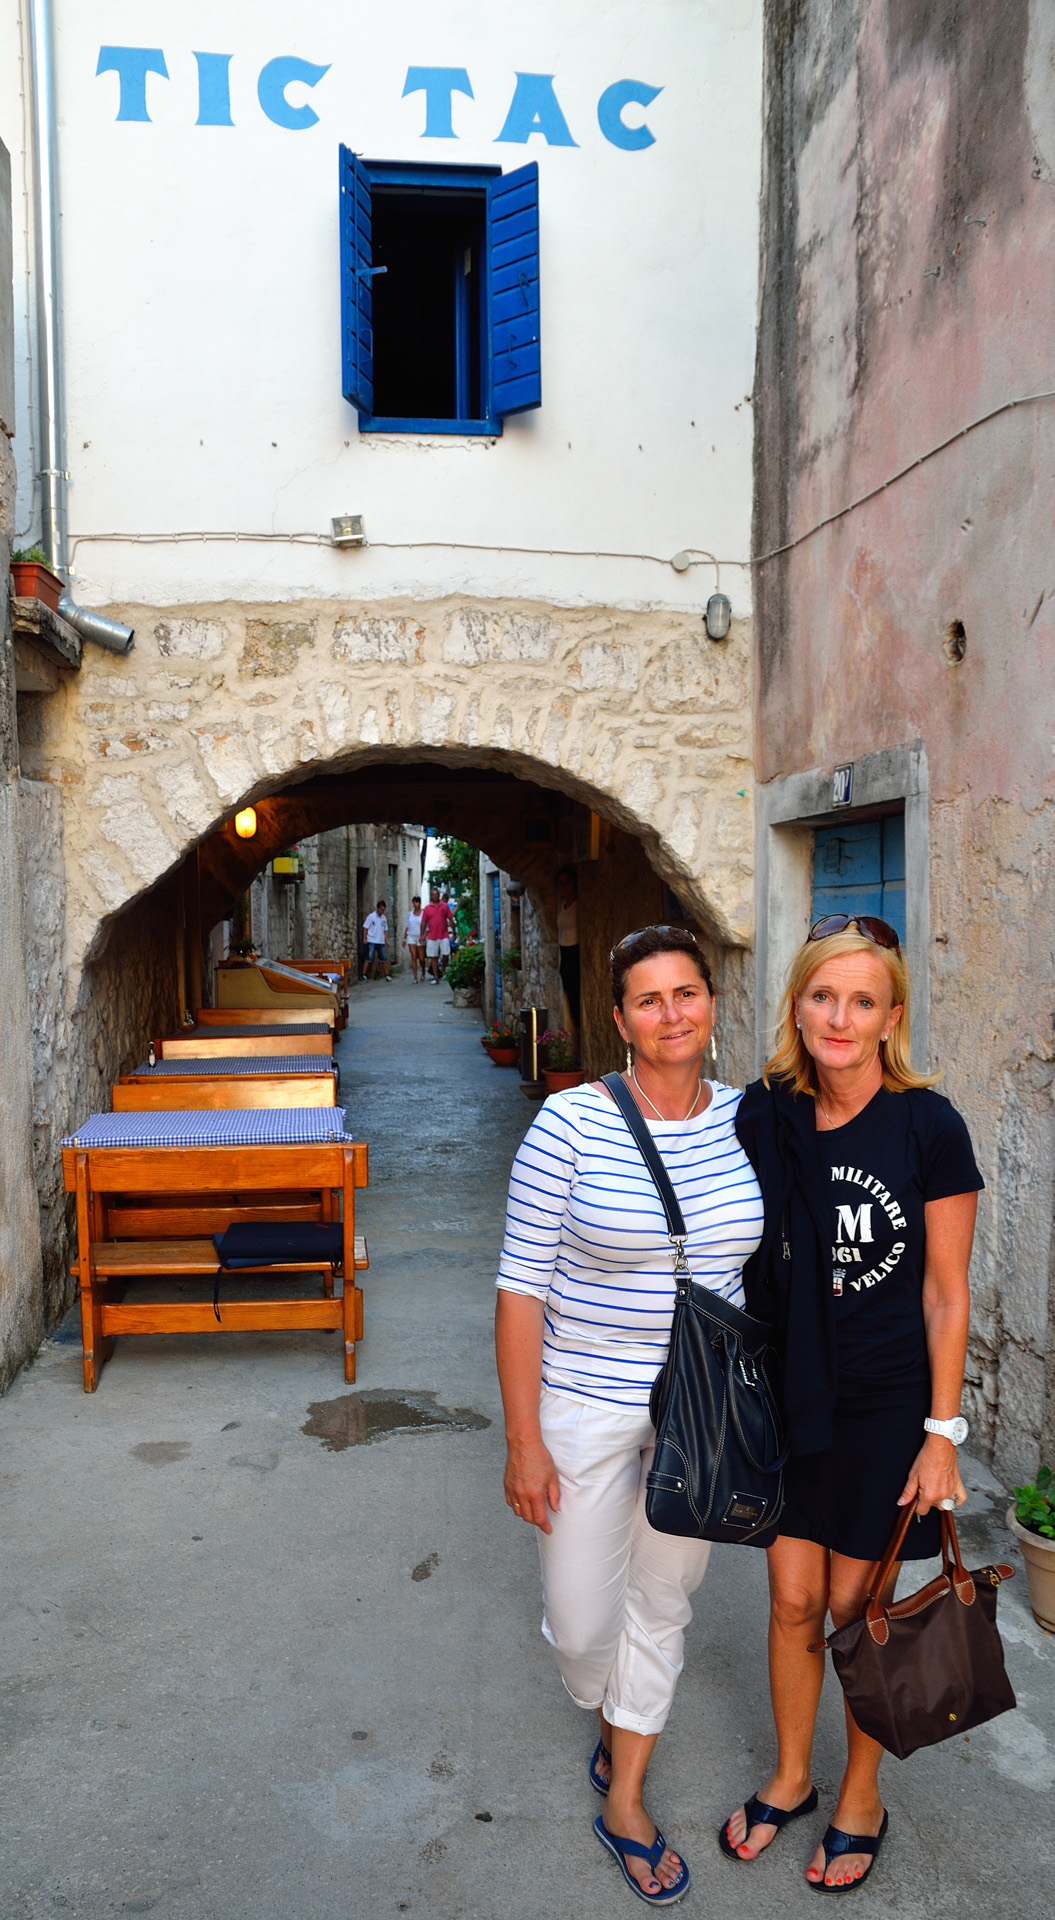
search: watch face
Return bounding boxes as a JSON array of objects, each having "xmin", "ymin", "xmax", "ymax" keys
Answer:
[{"xmin": 950, "ymin": 1416, "xmax": 969, "ymax": 1446}]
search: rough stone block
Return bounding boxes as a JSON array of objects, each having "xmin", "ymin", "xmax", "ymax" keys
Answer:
[
  {"xmin": 241, "ymin": 619, "xmax": 316, "ymax": 677},
  {"xmin": 331, "ymin": 616, "xmax": 424, "ymax": 666},
  {"xmin": 155, "ymin": 618, "xmax": 228, "ymax": 660}
]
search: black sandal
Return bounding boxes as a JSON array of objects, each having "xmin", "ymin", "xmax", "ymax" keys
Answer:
[
  {"xmin": 809, "ymin": 1811, "xmax": 888, "ymax": 1893},
  {"xmin": 718, "ymin": 1786, "xmax": 818, "ymax": 1861}
]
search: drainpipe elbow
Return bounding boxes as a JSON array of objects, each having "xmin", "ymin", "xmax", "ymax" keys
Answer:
[{"xmin": 57, "ymin": 591, "xmax": 135, "ymax": 655}]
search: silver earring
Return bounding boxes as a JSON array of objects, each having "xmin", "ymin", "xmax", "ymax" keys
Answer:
[
  {"xmin": 709, "ymin": 1032, "xmax": 717, "ymax": 1063},
  {"xmin": 625, "ymin": 1044, "xmax": 633, "ymax": 1072},
  {"xmin": 795, "ymin": 1020, "xmax": 801, "ymax": 1029}
]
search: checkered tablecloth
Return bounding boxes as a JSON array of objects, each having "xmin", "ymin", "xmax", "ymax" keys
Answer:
[
  {"xmin": 173, "ymin": 1024, "xmax": 330, "ymax": 1039},
  {"xmin": 63, "ymin": 1108, "xmax": 352, "ymax": 1148},
  {"xmin": 129, "ymin": 1055, "xmax": 337, "ymax": 1077}
]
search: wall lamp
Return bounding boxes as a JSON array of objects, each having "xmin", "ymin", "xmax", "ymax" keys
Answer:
[
  {"xmin": 704, "ymin": 593, "xmax": 732, "ymax": 641},
  {"xmin": 331, "ymin": 515, "xmax": 366, "ymax": 547},
  {"xmin": 234, "ymin": 807, "xmax": 258, "ymax": 839}
]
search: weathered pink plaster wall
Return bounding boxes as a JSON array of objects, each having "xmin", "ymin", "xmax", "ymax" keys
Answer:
[{"xmin": 756, "ymin": 0, "xmax": 1055, "ymax": 1479}]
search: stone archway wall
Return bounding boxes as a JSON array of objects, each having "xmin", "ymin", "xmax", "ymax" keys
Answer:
[
  {"xmin": 22, "ymin": 596, "xmax": 754, "ymax": 974},
  {"xmin": 15, "ymin": 593, "xmax": 755, "ymax": 1351}
]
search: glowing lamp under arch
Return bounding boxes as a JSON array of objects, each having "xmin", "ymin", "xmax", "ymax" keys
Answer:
[{"xmin": 234, "ymin": 807, "xmax": 257, "ymax": 840}]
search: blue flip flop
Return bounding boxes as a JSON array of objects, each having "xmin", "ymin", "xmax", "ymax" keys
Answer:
[
  {"xmin": 810, "ymin": 1811, "xmax": 889, "ymax": 1893},
  {"xmin": 589, "ymin": 1737, "xmax": 612, "ymax": 1796},
  {"xmin": 718, "ymin": 1784, "xmax": 819, "ymax": 1860},
  {"xmin": 594, "ymin": 1815, "xmax": 690, "ymax": 1906}
]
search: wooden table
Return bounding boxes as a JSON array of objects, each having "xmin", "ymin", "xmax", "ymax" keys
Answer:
[
  {"xmin": 62, "ymin": 1117, "xmax": 368, "ymax": 1392},
  {"xmin": 119, "ymin": 1055, "xmax": 337, "ymax": 1109},
  {"xmin": 195, "ymin": 1006, "xmax": 337, "ymax": 1030}
]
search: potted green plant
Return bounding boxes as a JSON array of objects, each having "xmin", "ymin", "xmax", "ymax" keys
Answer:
[
  {"xmin": 446, "ymin": 942, "xmax": 485, "ymax": 1007},
  {"xmin": 10, "ymin": 545, "xmax": 63, "ymax": 613},
  {"xmin": 226, "ymin": 937, "xmax": 259, "ymax": 965},
  {"xmin": 1008, "ymin": 1468, "xmax": 1055, "ymax": 1631},
  {"xmin": 481, "ymin": 1020, "xmax": 519, "ymax": 1067},
  {"xmin": 540, "ymin": 1027, "xmax": 584, "ymax": 1094}
]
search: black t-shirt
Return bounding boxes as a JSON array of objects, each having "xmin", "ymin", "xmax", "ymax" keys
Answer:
[{"xmin": 820, "ymin": 1087, "xmax": 983, "ymax": 1388}]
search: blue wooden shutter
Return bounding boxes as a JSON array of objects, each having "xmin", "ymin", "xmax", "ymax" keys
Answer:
[
  {"xmin": 339, "ymin": 146, "xmax": 374, "ymax": 414},
  {"xmin": 488, "ymin": 163, "xmax": 541, "ymax": 416}
]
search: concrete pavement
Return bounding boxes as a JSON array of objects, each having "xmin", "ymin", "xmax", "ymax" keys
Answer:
[{"xmin": 1, "ymin": 973, "xmax": 1052, "ymax": 1920}]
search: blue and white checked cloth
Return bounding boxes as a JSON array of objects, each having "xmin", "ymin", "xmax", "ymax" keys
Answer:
[
  {"xmin": 63, "ymin": 1109, "xmax": 353, "ymax": 1148},
  {"xmin": 174, "ymin": 1024, "xmax": 331, "ymax": 1039},
  {"xmin": 129, "ymin": 1055, "xmax": 337, "ymax": 1077}
]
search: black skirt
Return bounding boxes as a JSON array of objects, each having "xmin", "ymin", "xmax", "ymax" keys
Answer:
[{"xmin": 777, "ymin": 1382, "xmax": 942, "ymax": 1562}]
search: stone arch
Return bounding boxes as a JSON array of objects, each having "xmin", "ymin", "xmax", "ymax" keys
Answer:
[{"xmin": 20, "ymin": 596, "xmax": 755, "ymax": 1322}]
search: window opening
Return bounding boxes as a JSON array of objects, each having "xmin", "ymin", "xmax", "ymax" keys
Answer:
[
  {"xmin": 371, "ymin": 187, "xmax": 485, "ymax": 422},
  {"xmin": 812, "ymin": 815, "xmax": 905, "ymax": 943}
]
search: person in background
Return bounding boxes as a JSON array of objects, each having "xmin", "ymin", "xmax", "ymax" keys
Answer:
[
  {"xmin": 556, "ymin": 865, "xmax": 581, "ymax": 1030},
  {"xmin": 362, "ymin": 900, "xmax": 392, "ymax": 982},
  {"xmin": 497, "ymin": 925, "xmax": 765, "ymax": 1907},
  {"xmin": 720, "ymin": 915, "xmax": 982, "ymax": 1892},
  {"xmin": 420, "ymin": 886, "xmax": 456, "ymax": 984},
  {"xmin": 455, "ymin": 894, "xmax": 475, "ymax": 945},
  {"xmin": 403, "ymin": 896, "xmax": 425, "ymax": 983}
]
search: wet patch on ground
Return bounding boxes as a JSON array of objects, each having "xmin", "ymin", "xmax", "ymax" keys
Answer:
[
  {"xmin": 130, "ymin": 1441, "xmax": 190, "ymax": 1466},
  {"xmin": 301, "ymin": 1389, "xmax": 491, "ymax": 1452}
]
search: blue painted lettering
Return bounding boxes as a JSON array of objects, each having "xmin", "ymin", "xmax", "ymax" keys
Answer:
[
  {"xmin": 194, "ymin": 52, "xmax": 233, "ymax": 127},
  {"xmin": 597, "ymin": 79, "xmax": 661, "ymax": 150},
  {"xmin": 495, "ymin": 73, "xmax": 577, "ymax": 147},
  {"xmin": 96, "ymin": 46, "xmax": 169, "ymax": 123},
  {"xmin": 257, "ymin": 56, "xmax": 330, "ymax": 131},
  {"xmin": 402, "ymin": 66, "xmax": 474, "ymax": 139}
]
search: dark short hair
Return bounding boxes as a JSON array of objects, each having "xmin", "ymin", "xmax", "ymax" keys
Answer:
[{"xmin": 611, "ymin": 925, "xmax": 714, "ymax": 1007}]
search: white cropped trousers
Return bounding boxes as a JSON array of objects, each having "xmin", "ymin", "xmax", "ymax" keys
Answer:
[{"xmin": 537, "ymin": 1388, "xmax": 711, "ymax": 1736}]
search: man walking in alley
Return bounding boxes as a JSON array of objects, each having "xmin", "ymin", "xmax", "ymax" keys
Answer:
[
  {"xmin": 421, "ymin": 886, "xmax": 456, "ymax": 983},
  {"xmin": 363, "ymin": 899, "xmax": 392, "ymax": 982}
]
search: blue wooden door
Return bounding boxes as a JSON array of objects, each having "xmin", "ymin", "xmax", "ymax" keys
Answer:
[
  {"xmin": 491, "ymin": 872, "xmax": 503, "ymax": 1018},
  {"xmin": 812, "ymin": 816, "xmax": 905, "ymax": 943}
]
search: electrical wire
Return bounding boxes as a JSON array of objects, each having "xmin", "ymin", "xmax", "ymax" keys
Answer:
[{"xmin": 66, "ymin": 387, "xmax": 1055, "ymax": 579}]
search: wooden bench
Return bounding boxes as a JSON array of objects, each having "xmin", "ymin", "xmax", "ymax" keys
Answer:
[
  {"xmin": 113, "ymin": 1074, "xmax": 336, "ymax": 1109},
  {"xmin": 63, "ymin": 1140, "xmax": 368, "ymax": 1392},
  {"xmin": 158, "ymin": 1030, "xmax": 333, "ymax": 1059},
  {"xmin": 195, "ymin": 1005, "xmax": 337, "ymax": 1030}
]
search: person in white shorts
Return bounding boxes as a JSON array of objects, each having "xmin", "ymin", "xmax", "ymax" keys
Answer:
[
  {"xmin": 403, "ymin": 896, "xmax": 425, "ymax": 983},
  {"xmin": 496, "ymin": 925, "xmax": 764, "ymax": 1906},
  {"xmin": 420, "ymin": 887, "xmax": 456, "ymax": 983}
]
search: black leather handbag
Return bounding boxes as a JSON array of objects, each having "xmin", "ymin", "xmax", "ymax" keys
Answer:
[{"xmin": 602, "ymin": 1073, "xmax": 787, "ymax": 1545}]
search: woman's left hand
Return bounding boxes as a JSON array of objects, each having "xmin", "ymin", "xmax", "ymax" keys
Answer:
[{"xmin": 897, "ymin": 1434, "xmax": 966, "ymax": 1516}]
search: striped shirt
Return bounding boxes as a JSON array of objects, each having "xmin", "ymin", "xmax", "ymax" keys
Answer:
[{"xmin": 496, "ymin": 1082, "xmax": 764, "ymax": 1408}]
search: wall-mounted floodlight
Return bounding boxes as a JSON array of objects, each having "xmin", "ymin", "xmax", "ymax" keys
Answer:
[
  {"xmin": 704, "ymin": 593, "xmax": 732, "ymax": 641},
  {"xmin": 331, "ymin": 514, "xmax": 366, "ymax": 547},
  {"xmin": 234, "ymin": 808, "xmax": 257, "ymax": 839}
]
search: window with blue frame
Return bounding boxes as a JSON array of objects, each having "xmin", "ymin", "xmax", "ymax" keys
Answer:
[
  {"xmin": 340, "ymin": 151, "xmax": 541, "ymax": 435},
  {"xmin": 812, "ymin": 815, "xmax": 906, "ymax": 944}
]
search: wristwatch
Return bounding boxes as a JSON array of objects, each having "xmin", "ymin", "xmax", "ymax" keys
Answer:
[{"xmin": 924, "ymin": 1415, "xmax": 969, "ymax": 1446}]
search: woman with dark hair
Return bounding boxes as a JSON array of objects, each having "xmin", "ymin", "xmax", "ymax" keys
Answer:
[
  {"xmin": 720, "ymin": 917, "xmax": 982, "ymax": 1893},
  {"xmin": 496, "ymin": 925, "xmax": 765, "ymax": 1906}
]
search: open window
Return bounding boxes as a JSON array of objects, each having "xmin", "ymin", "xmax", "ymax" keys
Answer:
[{"xmin": 340, "ymin": 153, "xmax": 541, "ymax": 435}]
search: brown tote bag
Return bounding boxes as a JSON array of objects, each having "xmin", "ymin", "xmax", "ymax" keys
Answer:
[{"xmin": 810, "ymin": 1497, "xmax": 1017, "ymax": 1760}]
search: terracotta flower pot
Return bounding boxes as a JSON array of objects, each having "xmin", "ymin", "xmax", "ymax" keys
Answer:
[
  {"xmin": 487, "ymin": 1046, "xmax": 519, "ymax": 1067},
  {"xmin": 1007, "ymin": 1508, "xmax": 1055, "ymax": 1632},
  {"xmin": 11, "ymin": 560, "xmax": 63, "ymax": 612},
  {"xmin": 543, "ymin": 1068, "xmax": 584, "ymax": 1094}
]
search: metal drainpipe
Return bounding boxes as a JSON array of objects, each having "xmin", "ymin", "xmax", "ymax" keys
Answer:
[{"xmin": 25, "ymin": 0, "xmax": 134, "ymax": 655}]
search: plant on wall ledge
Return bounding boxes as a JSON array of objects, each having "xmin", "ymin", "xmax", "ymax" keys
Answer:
[
  {"xmin": 227, "ymin": 937, "xmax": 258, "ymax": 959},
  {"xmin": 446, "ymin": 944, "xmax": 486, "ymax": 989}
]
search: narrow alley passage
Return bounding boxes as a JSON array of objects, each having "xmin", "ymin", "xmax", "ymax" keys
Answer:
[{"xmin": 1, "ymin": 977, "xmax": 1051, "ymax": 1920}]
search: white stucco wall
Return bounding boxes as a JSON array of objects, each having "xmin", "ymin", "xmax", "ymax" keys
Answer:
[{"xmin": 0, "ymin": 0, "xmax": 762, "ymax": 613}]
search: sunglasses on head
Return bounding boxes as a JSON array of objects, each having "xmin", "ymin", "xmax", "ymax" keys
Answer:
[
  {"xmin": 808, "ymin": 913, "xmax": 901, "ymax": 951},
  {"xmin": 610, "ymin": 925, "xmax": 700, "ymax": 963}
]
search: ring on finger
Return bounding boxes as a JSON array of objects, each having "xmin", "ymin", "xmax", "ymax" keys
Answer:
[{"xmin": 940, "ymin": 1497, "xmax": 956, "ymax": 1510}]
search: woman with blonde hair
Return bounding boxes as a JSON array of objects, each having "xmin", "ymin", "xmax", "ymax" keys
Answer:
[{"xmin": 719, "ymin": 914, "xmax": 983, "ymax": 1893}]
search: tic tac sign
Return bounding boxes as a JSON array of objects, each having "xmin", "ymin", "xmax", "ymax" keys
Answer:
[
  {"xmin": 95, "ymin": 51, "xmax": 663, "ymax": 149},
  {"xmin": 832, "ymin": 764, "xmax": 854, "ymax": 808}
]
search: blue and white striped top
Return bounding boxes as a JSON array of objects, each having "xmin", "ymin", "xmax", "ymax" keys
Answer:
[{"xmin": 496, "ymin": 1082, "xmax": 764, "ymax": 1408}]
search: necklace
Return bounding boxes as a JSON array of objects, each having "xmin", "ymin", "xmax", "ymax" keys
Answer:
[
  {"xmin": 817, "ymin": 1095, "xmax": 837, "ymax": 1129},
  {"xmin": 630, "ymin": 1066, "xmax": 704, "ymax": 1124}
]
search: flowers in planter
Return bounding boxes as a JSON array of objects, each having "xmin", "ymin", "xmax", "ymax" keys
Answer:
[
  {"xmin": 1013, "ymin": 1467, "xmax": 1055, "ymax": 1538},
  {"xmin": 446, "ymin": 943, "xmax": 486, "ymax": 989},
  {"xmin": 539, "ymin": 1027, "xmax": 578, "ymax": 1070},
  {"xmin": 484, "ymin": 1020, "xmax": 519, "ymax": 1046}
]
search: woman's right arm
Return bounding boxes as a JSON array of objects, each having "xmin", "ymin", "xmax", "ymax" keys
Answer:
[{"xmin": 495, "ymin": 1290, "xmax": 561, "ymax": 1532}]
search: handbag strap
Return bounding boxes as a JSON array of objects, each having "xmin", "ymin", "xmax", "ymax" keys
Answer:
[
  {"xmin": 863, "ymin": 1497, "xmax": 975, "ymax": 1645},
  {"xmin": 601, "ymin": 1072, "xmax": 691, "ymax": 1291}
]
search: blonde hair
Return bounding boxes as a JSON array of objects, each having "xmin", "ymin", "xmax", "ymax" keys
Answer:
[{"xmin": 764, "ymin": 930, "xmax": 939, "ymax": 1097}]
